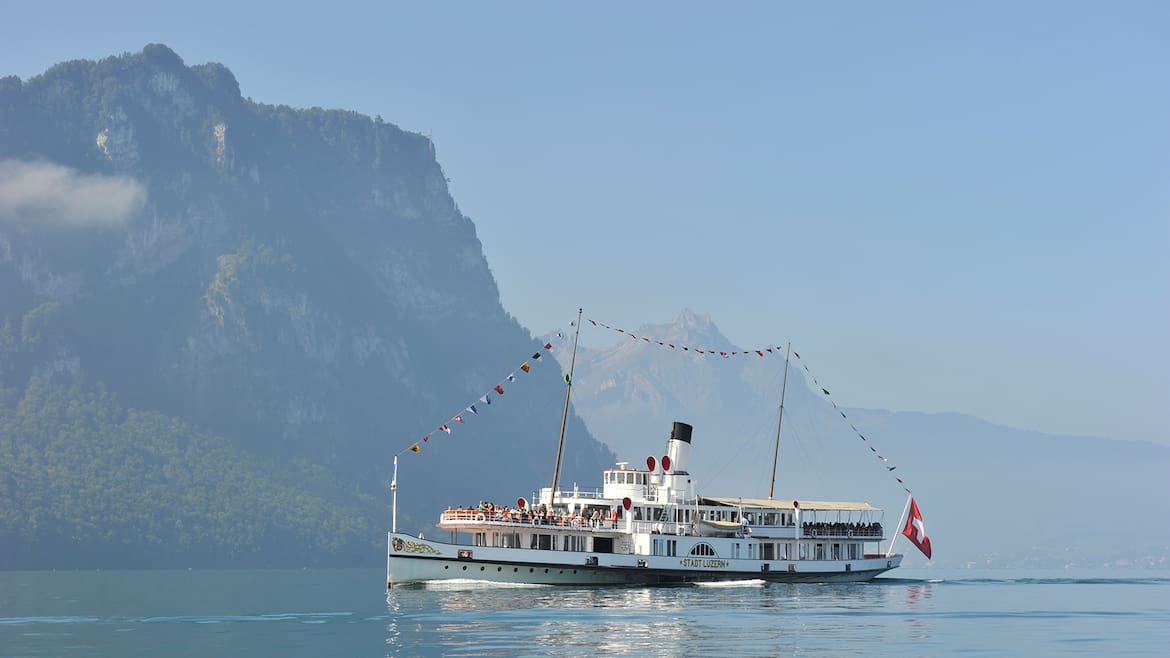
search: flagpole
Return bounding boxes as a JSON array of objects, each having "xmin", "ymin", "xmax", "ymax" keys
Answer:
[
  {"xmin": 886, "ymin": 493, "xmax": 912, "ymax": 557},
  {"xmin": 768, "ymin": 342, "xmax": 791, "ymax": 500},
  {"xmin": 549, "ymin": 308, "xmax": 583, "ymax": 508},
  {"xmin": 391, "ymin": 455, "xmax": 399, "ymax": 534}
]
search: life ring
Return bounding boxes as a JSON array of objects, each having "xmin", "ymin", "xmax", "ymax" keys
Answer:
[{"xmin": 475, "ymin": 513, "xmax": 486, "ymax": 522}]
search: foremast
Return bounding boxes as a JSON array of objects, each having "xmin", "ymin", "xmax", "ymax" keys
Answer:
[
  {"xmin": 768, "ymin": 342, "xmax": 791, "ymax": 499},
  {"xmin": 548, "ymin": 307, "xmax": 583, "ymax": 508}
]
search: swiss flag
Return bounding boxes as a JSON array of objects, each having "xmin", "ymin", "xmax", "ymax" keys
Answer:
[{"xmin": 901, "ymin": 497, "xmax": 932, "ymax": 559}]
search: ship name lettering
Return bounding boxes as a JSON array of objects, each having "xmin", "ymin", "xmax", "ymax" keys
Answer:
[{"xmin": 680, "ymin": 558, "xmax": 728, "ymax": 569}]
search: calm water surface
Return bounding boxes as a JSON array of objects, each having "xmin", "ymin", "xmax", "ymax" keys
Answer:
[{"xmin": 1, "ymin": 568, "xmax": 1167, "ymax": 656}]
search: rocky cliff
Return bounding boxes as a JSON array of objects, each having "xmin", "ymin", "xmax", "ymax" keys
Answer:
[{"xmin": 0, "ymin": 45, "xmax": 614, "ymax": 568}]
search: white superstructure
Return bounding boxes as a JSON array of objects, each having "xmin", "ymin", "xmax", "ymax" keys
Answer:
[{"xmin": 387, "ymin": 421, "xmax": 902, "ymax": 587}]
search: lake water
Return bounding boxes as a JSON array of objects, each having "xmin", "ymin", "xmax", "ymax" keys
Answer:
[{"xmin": 1, "ymin": 568, "xmax": 1167, "ymax": 656}]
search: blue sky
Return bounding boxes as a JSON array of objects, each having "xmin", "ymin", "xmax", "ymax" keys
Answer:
[{"xmin": 3, "ymin": 1, "xmax": 1167, "ymax": 444}]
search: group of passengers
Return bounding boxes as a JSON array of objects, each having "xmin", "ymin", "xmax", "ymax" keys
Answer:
[
  {"xmin": 445, "ymin": 501, "xmax": 618, "ymax": 528},
  {"xmin": 801, "ymin": 521, "xmax": 882, "ymax": 537}
]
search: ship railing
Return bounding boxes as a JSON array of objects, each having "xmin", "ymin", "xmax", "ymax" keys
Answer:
[
  {"xmin": 536, "ymin": 488, "xmax": 606, "ymax": 502},
  {"xmin": 631, "ymin": 521, "xmax": 689, "ymax": 536}
]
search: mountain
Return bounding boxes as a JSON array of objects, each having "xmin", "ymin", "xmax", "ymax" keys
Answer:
[
  {"xmin": 553, "ymin": 309, "xmax": 1170, "ymax": 569},
  {"xmin": 0, "ymin": 45, "xmax": 614, "ymax": 569}
]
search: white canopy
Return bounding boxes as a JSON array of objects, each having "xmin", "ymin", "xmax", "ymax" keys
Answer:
[{"xmin": 700, "ymin": 496, "xmax": 879, "ymax": 512}]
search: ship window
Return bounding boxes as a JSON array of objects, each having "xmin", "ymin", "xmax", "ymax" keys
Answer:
[
  {"xmin": 493, "ymin": 533, "xmax": 511, "ymax": 548},
  {"xmin": 815, "ymin": 543, "xmax": 825, "ymax": 560},
  {"xmin": 799, "ymin": 543, "xmax": 808, "ymax": 560},
  {"xmin": 689, "ymin": 542, "xmax": 717, "ymax": 557},
  {"xmin": 832, "ymin": 543, "xmax": 841, "ymax": 560},
  {"xmin": 762, "ymin": 543, "xmax": 774, "ymax": 560}
]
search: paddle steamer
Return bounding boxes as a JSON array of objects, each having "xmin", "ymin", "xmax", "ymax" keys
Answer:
[
  {"xmin": 387, "ymin": 420, "xmax": 901, "ymax": 587},
  {"xmin": 387, "ymin": 312, "xmax": 904, "ymax": 587}
]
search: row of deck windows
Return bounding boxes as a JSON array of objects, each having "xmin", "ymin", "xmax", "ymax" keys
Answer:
[
  {"xmin": 481, "ymin": 532, "xmax": 593, "ymax": 552},
  {"xmin": 606, "ymin": 471, "xmax": 649, "ymax": 485},
  {"xmin": 475, "ymin": 531, "xmax": 863, "ymax": 561},
  {"xmin": 650, "ymin": 540, "xmax": 863, "ymax": 560}
]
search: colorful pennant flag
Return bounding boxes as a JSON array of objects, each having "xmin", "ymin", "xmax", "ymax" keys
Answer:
[
  {"xmin": 397, "ymin": 333, "xmax": 569, "ymax": 458},
  {"xmin": 584, "ymin": 317, "xmax": 787, "ymax": 358}
]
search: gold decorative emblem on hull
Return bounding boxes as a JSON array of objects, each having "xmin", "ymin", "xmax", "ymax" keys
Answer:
[{"xmin": 392, "ymin": 536, "xmax": 441, "ymax": 555}]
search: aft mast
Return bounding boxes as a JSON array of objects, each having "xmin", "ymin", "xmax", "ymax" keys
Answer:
[
  {"xmin": 768, "ymin": 342, "xmax": 791, "ymax": 499},
  {"xmin": 548, "ymin": 308, "xmax": 583, "ymax": 507}
]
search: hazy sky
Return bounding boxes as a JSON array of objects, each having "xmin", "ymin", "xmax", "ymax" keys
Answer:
[{"xmin": 3, "ymin": 2, "xmax": 1167, "ymax": 444}]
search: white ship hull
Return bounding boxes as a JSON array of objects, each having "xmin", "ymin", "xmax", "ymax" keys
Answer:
[{"xmin": 387, "ymin": 533, "xmax": 902, "ymax": 588}]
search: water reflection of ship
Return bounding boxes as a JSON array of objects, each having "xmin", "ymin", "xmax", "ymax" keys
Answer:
[{"xmin": 385, "ymin": 582, "xmax": 923, "ymax": 656}]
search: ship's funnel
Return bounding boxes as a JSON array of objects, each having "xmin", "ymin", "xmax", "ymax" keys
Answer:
[{"xmin": 666, "ymin": 421, "xmax": 692, "ymax": 474}]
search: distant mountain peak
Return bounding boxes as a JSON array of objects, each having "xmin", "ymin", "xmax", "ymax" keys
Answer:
[
  {"xmin": 670, "ymin": 308, "xmax": 713, "ymax": 328},
  {"xmin": 640, "ymin": 308, "xmax": 735, "ymax": 351}
]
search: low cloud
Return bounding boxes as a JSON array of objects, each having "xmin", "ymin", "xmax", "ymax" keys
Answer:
[{"xmin": 0, "ymin": 159, "xmax": 146, "ymax": 229}]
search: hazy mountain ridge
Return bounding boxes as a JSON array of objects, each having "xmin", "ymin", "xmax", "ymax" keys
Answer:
[
  {"xmin": 0, "ymin": 45, "xmax": 614, "ymax": 568},
  {"xmin": 554, "ymin": 309, "xmax": 1170, "ymax": 569}
]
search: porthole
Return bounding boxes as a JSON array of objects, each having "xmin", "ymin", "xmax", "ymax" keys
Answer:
[
  {"xmin": 514, "ymin": 568, "xmax": 518, "ymax": 572},
  {"xmin": 462, "ymin": 566, "xmax": 467, "ymax": 571},
  {"xmin": 444, "ymin": 566, "xmax": 449, "ymax": 570},
  {"xmin": 480, "ymin": 566, "xmax": 485, "ymax": 571},
  {"xmin": 544, "ymin": 568, "xmax": 549, "ymax": 573},
  {"xmin": 530, "ymin": 568, "xmax": 534, "ymax": 572},
  {"xmin": 497, "ymin": 567, "xmax": 502, "ymax": 572}
]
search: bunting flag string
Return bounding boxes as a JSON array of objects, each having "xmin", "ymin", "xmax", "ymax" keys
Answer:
[
  {"xmin": 582, "ymin": 315, "xmax": 917, "ymax": 495},
  {"xmin": 791, "ymin": 352, "xmax": 917, "ymax": 496},
  {"xmin": 585, "ymin": 318, "xmax": 786, "ymax": 358},
  {"xmin": 395, "ymin": 332, "xmax": 564, "ymax": 457}
]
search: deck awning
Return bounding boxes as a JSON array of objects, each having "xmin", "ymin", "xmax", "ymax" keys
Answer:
[{"xmin": 699, "ymin": 496, "xmax": 879, "ymax": 512}]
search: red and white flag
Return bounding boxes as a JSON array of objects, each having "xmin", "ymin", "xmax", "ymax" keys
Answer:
[{"xmin": 901, "ymin": 497, "xmax": 932, "ymax": 559}]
